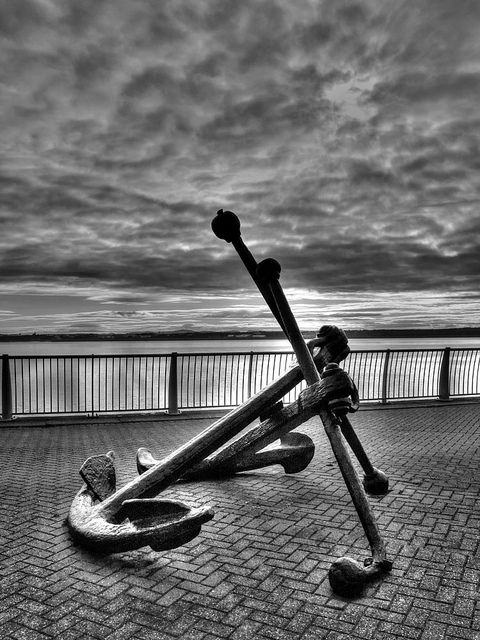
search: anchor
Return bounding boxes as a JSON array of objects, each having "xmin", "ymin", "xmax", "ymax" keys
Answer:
[
  {"xmin": 67, "ymin": 326, "xmax": 351, "ymax": 553},
  {"xmin": 67, "ymin": 211, "xmax": 391, "ymax": 596}
]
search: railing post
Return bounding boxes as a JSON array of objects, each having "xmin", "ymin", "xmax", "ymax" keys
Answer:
[
  {"xmin": 247, "ymin": 351, "xmax": 254, "ymax": 399},
  {"xmin": 167, "ymin": 352, "xmax": 180, "ymax": 415},
  {"xmin": 438, "ymin": 347, "xmax": 451, "ymax": 401},
  {"xmin": 91, "ymin": 354, "xmax": 95, "ymax": 417},
  {"xmin": 2, "ymin": 354, "xmax": 12, "ymax": 420},
  {"xmin": 381, "ymin": 349, "xmax": 391, "ymax": 404}
]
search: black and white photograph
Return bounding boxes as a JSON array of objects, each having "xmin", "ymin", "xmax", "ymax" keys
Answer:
[{"xmin": 1, "ymin": 1, "xmax": 479, "ymax": 638}]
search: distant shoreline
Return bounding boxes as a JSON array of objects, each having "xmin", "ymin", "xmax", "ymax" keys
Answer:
[{"xmin": 1, "ymin": 328, "xmax": 480, "ymax": 342}]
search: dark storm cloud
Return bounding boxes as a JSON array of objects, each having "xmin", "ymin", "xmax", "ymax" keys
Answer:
[{"xmin": 1, "ymin": 0, "xmax": 479, "ymax": 332}]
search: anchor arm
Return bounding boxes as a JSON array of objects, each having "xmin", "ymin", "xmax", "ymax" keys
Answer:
[{"xmin": 138, "ymin": 376, "xmax": 348, "ymax": 480}]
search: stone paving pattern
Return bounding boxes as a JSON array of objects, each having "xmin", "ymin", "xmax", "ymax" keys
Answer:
[{"xmin": 0, "ymin": 402, "xmax": 479, "ymax": 639}]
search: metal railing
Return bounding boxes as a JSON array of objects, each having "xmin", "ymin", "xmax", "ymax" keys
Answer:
[{"xmin": 1, "ymin": 347, "xmax": 479, "ymax": 419}]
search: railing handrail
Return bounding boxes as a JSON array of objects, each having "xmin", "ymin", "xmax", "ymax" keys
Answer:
[
  {"xmin": 1, "ymin": 346, "xmax": 479, "ymax": 418},
  {"xmin": 8, "ymin": 346, "xmax": 480, "ymax": 359}
]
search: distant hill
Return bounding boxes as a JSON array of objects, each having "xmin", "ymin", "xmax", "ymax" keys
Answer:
[{"xmin": 1, "ymin": 327, "xmax": 480, "ymax": 341}]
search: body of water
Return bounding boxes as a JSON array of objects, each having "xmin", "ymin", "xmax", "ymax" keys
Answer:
[{"xmin": 2, "ymin": 335, "xmax": 479, "ymax": 356}]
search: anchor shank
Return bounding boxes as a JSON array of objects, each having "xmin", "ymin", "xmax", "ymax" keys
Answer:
[
  {"xmin": 96, "ymin": 385, "xmax": 287, "ymax": 519},
  {"xmin": 95, "ymin": 350, "xmax": 336, "ymax": 520}
]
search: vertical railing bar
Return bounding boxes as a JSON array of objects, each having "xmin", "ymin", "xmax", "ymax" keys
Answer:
[
  {"xmin": 167, "ymin": 352, "xmax": 179, "ymax": 414},
  {"xmin": 189, "ymin": 355, "xmax": 193, "ymax": 408},
  {"xmin": 406, "ymin": 350, "xmax": 414, "ymax": 398},
  {"xmin": 20, "ymin": 359, "xmax": 25, "ymax": 414},
  {"xmin": 421, "ymin": 351, "xmax": 427, "ymax": 397},
  {"xmin": 428, "ymin": 349, "xmax": 434, "ymax": 398},
  {"xmin": 459, "ymin": 349, "xmax": 466, "ymax": 396},
  {"xmin": 401, "ymin": 351, "xmax": 407, "ymax": 398},
  {"xmin": 90, "ymin": 355, "xmax": 95, "ymax": 416},
  {"xmin": 141, "ymin": 356, "xmax": 145, "ymax": 410},
  {"xmin": 149, "ymin": 356, "xmax": 154, "ymax": 410},
  {"xmin": 474, "ymin": 351, "xmax": 480, "ymax": 396},
  {"xmin": 130, "ymin": 357, "xmax": 134, "ymax": 411},
  {"xmin": 62, "ymin": 357, "xmax": 66, "ymax": 412},
  {"xmin": 161, "ymin": 356, "xmax": 165, "ymax": 409},
  {"xmin": 209, "ymin": 355, "xmax": 214, "ymax": 407},
  {"xmin": 463, "ymin": 350, "xmax": 471, "ymax": 395},
  {"xmin": 42, "ymin": 359, "xmax": 45, "ymax": 413},
  {"xmin": 76, "ymin": 358, "xmax": 79, "ymax": 412},
  {"xmin": 103, "ymin": 357, "xmax": 107, "ymax": 412},
  {"xmin": 59, "ymin": 357, "xmax": 62, "ymax": 412},
  {"xmin": 453, "ymin": 349, "xmax": 459, "ymax": 396},
  {"xmin": 374, "ymin": 351, "xmax": 381, "ymax": 399},
  {"xmin": 229, "ymin": 354, "xmax": 234, "ymax": 406},
  {"xmin": 217, "ymin": 355, "xmax": 222, "ymax": 407},
  {"xmin": 368, "ymin": 351, "xmax": 375, "ymax": 400},
  {"xmin": 192, "ymin": 355, "xmax": 196, "ymax": 408},
  {"xmin": 460, "ymin": 349, "xmax": 471, "ymax": 395},
  {"xmin": 431, "ymin": 349, "xmax": 437, "ymax": 400},
  {"xmin": 216, "ymin": 355, "xmax": 221, "ymax": 406},
  {"xmin": 140, "ymin": 356, "xmax": 144, "ymax": 410},
  {"xmin": 199, "ymin": 354, "xmax": 204, "ymax": 407},
  {"xmin": 398, "ymin": 351, "xmax": 405, "ymax": 399},
  {"xmin": 197, "ymin": 355, "xmax": 201, "ymax": 407},
  {"xmin": 126, "ymin": 357, "xmax": 130, "ymax": 411},
  {"xmin": 394, "ymin": 351, "xmax": 400, "ymax": 400},
  {"xmin": 35, "ymin": 358, "xmax": 38, "ymax": 413},
  {"xmin": 206, "ymin": 355, "xmax": 211, "ymax": 408},
  {"xmin": 424, "ymin": 351, "xmax": 431, "ymax": 397},
  {"xmin": 458, "ymin": 350, "xmax": 465, "ymax": 396},
  {"xmin": 69, "ymin": 358, "xmax": 72, "ymax": 412},
  {"xmin": 152, "ymin": 356, "xmax": 157, "ymax": 409},
  {"xmin": 388, "ymin": 351, "xmax": 396, "ymax": 400},
  {"xmin": 13, "ymin": 358, "xmax": 18, "ymax": 415},
  {"xmin": 111, "ymin": 357, "xmax": 115, "ymax": 411},
  {"xmin": 247, "ymin": 351, "xmax": 254, "ymax": 400},
  {"xmin": 120, "ymin": 356, "xmax": 123, "ymax": 411},
  {"xmin": 381, "ymin": 350, "xmax": 390, "ymax": 404},
  {"xmin": 1, "ymin": 354, "xmax": 12, "ymax": 420},
  {"xmin": 467, "ymin": 350, "xmax": 476, "ymax": 395},
  {"xmin": 184, "ymin": 355, "xmax": 189, "ymax": 408},
  {"xmin": 27, "ymin": 358, "xmax": 31, "ymax": 413},
  {"xmin": 439, "ymin": 347, "xmax": 451, "ymax": 401}
]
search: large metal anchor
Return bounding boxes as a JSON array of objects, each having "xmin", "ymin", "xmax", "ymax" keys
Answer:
[
  {"xmin": 67, "ymin": 211, "xmax": 391, "ymax": 596},
  {"xmin": 67, "ymin": 326, "xmax": 351, "ymax": 554}
]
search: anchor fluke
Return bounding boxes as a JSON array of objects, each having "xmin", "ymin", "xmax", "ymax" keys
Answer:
[{"xmin": 67, "ymin": 451, "xmax": 214, "ymax": 554}]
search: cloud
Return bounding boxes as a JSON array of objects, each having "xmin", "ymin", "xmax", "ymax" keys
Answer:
[{"xmin": 0, "ymin": 0, "xmax": 479, "ymax": 334}]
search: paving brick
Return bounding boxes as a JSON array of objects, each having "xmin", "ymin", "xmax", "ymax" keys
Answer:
[{"xmin": 1, "ymin": 402, "xmax": 479, "ymax": 639}]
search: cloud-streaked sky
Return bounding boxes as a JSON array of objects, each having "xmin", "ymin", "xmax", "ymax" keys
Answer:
[{"xmin": 1, "ymin": 0, "xmax": 480, "ymax": 335}]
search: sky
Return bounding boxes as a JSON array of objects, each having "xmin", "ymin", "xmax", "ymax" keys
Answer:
[{"xmin": 1, "ymin": 0, "xmax": 480, "ymax": 335}]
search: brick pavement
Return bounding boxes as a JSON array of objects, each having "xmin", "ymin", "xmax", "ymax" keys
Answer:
[{"xmin": 0, "ymin": 402, "xmax": 479, "ymax": 639}]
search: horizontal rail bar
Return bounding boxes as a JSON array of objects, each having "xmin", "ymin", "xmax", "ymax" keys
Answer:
[{"xmin": 1, "ymin": 347, "xmax": 479, "ymax": 418}]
